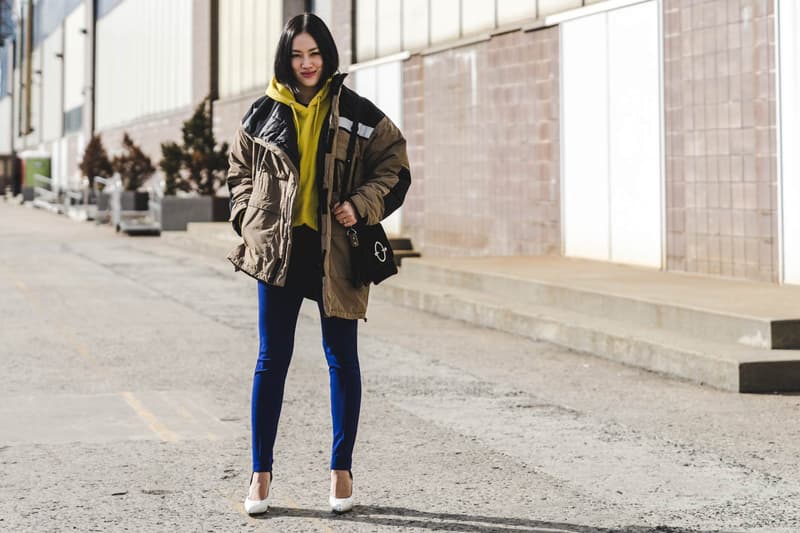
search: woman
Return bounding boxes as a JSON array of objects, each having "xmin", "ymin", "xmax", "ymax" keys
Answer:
[{"xmin": 226, "ymin": 13, "xmax": 411, "ymax": 515}]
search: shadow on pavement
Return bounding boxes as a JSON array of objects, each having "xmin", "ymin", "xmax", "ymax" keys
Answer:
[{"xmin": 255, "ymin": 505, "xmax": 712, "ymax": 532}]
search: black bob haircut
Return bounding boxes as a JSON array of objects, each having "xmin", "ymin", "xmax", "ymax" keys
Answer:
[{"xmin": 274, "ymin": 13, "xmax": 339, "ymax": 93}]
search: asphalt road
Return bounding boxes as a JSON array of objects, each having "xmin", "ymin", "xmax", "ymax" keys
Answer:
[{"xmin": 1, "ymin": 201, "xmax": 799, "ymax": 533}]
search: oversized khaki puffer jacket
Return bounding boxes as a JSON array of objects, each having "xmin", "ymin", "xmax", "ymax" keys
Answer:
[{"xmin": 226, "ymin": 74, "xmax": 411, "ymax": 319}]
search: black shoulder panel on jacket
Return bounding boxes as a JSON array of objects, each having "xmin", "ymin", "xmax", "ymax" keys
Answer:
[
  {"xmin": 241, "ymin": 96, "xmax": 273, "ymax": 132},
  {"xmin": 241, "ymin": 95, "xmax": 300, "ymax": 169},
  {"xmin": 338, "ymin": 86, "xmax": 385, "ymax": 129}
]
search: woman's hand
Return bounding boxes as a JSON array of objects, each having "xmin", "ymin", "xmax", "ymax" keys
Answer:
[{"xmin": 333, "ymin": 201, "xmax": 358, "ymax": 228}]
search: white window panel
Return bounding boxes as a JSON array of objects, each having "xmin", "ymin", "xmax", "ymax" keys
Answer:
[
  {"xmin": 430, "ymin": 0, "xmax": 460, "ymax": 45},
  {"xmin": 562, "ymin": 1, "xmax": 662, "ymax": 268},
  {"xmin": 377, "ymin": 0, "xmax": 402, "ymax": 57},
  {"xmin": 462, "ymin": 0, "xmax": 495, "ymax": 35},
  {"xmin": 355, "ymin": 61, "xmax": 404, "ymax": 235},
  {"xmin": 497, "ymin": 0, "xmax": 535, "ymax": 25},
  {"xmin": 376, "ymin": 61, "xmax": 403, "ymax": 129},
  {"xmin": 63, "ymin": 3, "xmax": 85, "ymax": 112},
  {"xmin": 562, "ymin": 12, "xmax": 610, "ymax": 261},
  {"xmin": 607, "ymin": 0, "xmax": 661, "ymax": 267},
  {"xmin": 539, "ymin": 0, "xmax": 582, "ymax": 17},
  {"xmin": 354, "ymin": 65, "xmax": 377, "ymax": 103},
  {"xmin": 779, "ymin": 0, "xmax": 800, "ymax": 283},
  {"xmin": 402, "ymin": 0, "xmax": 429, "ymax": 50},
  {"xmin": 357, "ymin": 0, "xmax": 377, "ymax": 61},
  {"xmin": 377, "ymin": 60, "xmax": 403, "ymax": 235}
]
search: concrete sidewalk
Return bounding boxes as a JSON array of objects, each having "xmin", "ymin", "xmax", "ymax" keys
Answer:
[{"xmin": 164, "ymin": 222, "xmax": 800, "ymax": 392}]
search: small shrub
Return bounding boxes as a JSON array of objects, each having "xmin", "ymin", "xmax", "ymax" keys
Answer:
[
  {"xmin": 79, "ymin": 134, "xmax": 113, "ymax": 189},
  {"xmin": 112, "ymin": 133, "xmax": 156, "ymax": 192}
]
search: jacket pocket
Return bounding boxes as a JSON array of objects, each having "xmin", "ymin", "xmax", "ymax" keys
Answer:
[{"xmin": 241, "ymin": 190, "xmax": 281, "ymax": 254}]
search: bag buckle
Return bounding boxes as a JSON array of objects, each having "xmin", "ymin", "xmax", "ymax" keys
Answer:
[{"xmin": 346, "ymin": 227, "xmax": 359, "ymax": 248}]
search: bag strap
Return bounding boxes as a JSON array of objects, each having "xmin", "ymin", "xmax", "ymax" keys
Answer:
[{"xmin": 340, "ymin": 97, "xmax": 360, "ymax": 204}]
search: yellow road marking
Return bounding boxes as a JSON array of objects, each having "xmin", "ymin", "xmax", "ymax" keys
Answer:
[
  {"xmin": 61, "ymin": 327, "xmax": 98, "ymax": 366},
  {"xmin": 119, "ymin": 391, "xmax": 178, "ymax": 443},
  {"xmin": 158, "ymin": 391, "xmax": 219, "ymax": 441}
]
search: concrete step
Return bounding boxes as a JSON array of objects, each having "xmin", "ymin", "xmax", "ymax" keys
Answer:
[
  {"xmin": 374, "ymin": 276, "xmax": 800, "ymax": 393},
  {"xmin": 398, "ymin": 259, "xmax": 800, "ymax": 350},
  {"xmin": 389, "ymin": 237, "xmax": 414, "ymax": 250},
  {"xmin": 394, "ymin": 249, "xmax": 421, "ymax": 266}
]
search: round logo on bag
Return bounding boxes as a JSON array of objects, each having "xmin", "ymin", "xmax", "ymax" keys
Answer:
[{"xmin": 374, "ymin": 241, "xmax": 388, "ymax": 263}]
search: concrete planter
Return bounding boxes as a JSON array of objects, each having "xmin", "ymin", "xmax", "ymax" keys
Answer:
[
  {"xmin": 121, "ymin": 191, "xmax": 149, "ymax": 211},
  {"xmin": 162, "ymin": 196, "xmax": 229, "ymax": 231},
  {"xmin": 96, "ymin": 192, "xmax": 110, "ymax": 211}
]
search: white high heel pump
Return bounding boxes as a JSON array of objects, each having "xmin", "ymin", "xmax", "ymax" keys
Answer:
[
  {"xmin": 329, "ymin": 470, "xmax": 354, "ymax": 513},
  {"xmin": 244, "ymin": 472, "xmax": 271, "ymax": 515}
]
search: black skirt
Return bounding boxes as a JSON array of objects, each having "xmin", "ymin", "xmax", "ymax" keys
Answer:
[{"xmin": 284, "ymin": 225, "xmax": 323, "ymax": 301}]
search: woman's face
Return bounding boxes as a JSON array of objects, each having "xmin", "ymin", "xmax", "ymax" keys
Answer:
[{"xmin": 291, "ymin": 32, "xmax": 323, "ymax": 90}]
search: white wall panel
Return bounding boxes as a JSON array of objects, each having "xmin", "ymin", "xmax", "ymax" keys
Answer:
[
  {"xmin": 218, "ymin": 0, "xmax": 282, "ymax": 98},
  {"xmin": 377, "ymin": 0, "xmax": 402, "ymax": 57},
  {"xmin": 779, "ymin": 0, "xmax": 800, "ymax": 284},
  {"xmin": 607, "ymin": 0, "xmax": 661, "ymax": 267},
  {"xmin": 430, "ymin": 0, "xmax": 460, "ymax": 44},
  {"xmin": 253, "ymin": 0, "xmax": 270, "ymax": 88},
  {"xmin": 0, "ymin": 96, "xmax": 12, "ymax": 153},
  {"xmin": 497, "ymin": 0, "xmax": 535, "ymax": 25},
  {"xmin": 462, "ymin": 0, "xmax": 495, "ymax": 34},
  {"xmin": 403, "ymin": 0, "xmax": 429, "ymax": 50},
  {"xmin": 42, "ymin": 28, "xmax": 64, "ymax": 142},
  {"xmin": 96, "ymin": 0, "xmax": 193, "ymax": 129},
  {"xmin": 63, "ymin": 4, "xmax": 85, "ymax": 113},
  {"xmin": 562, "ymin": 13, "xmax": 610, "ymax": 260},
  {"xmin": 240, "ymin": 0, "xmax": 255, "ymax": 93},
  {"xmin": 357, "ymin": 0, "xmax": 377, "ymax": 62},
  {"xmin": 539, "ymin": 0, "xmax": 582, "ymax": 16},
  {"xmin": 313, "ymin": 0, "xmax": 333, "ymax": 26}
]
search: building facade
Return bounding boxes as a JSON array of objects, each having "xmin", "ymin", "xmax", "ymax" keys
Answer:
[{"xmin": 0, "ymin": 0, "xmax": 798, "ymax": 285}]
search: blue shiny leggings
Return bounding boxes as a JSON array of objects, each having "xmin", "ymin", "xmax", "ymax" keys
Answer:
[{"xmin": 252, "ymin": 280, "xmax": 361, "ymax": 473}]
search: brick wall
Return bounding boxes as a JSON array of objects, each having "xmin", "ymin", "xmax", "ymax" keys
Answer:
[
  {"xmin": 664, "ymin": 0, "xmax": 777, "ymax": 282},
  {"xmin": 402, "ymin": 55, "xmax": 425, "ymax": 249},
  {"xmin": 98, "ymin": 106, "xmax": 194, "ymax": 171},
  {"xmin": 212, "ymin": 89, "xmax": 265, "ymax": 153},
  {"xmin": 403, "ymin": 27, "xmax": 560, "ymax": 256}
]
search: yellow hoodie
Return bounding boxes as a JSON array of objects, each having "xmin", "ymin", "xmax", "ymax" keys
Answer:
[{"xmin": 265, "ymin": 76, "xmax": 332, "ymax": 231}]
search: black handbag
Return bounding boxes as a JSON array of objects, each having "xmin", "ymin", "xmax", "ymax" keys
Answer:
[
  {"xmin": 340, "ymin": 100, "xmax": 398, "ymax": 288},
  {"xmin": 346, "ymin": 222, "xmax": 397, "ymax": 287}
]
